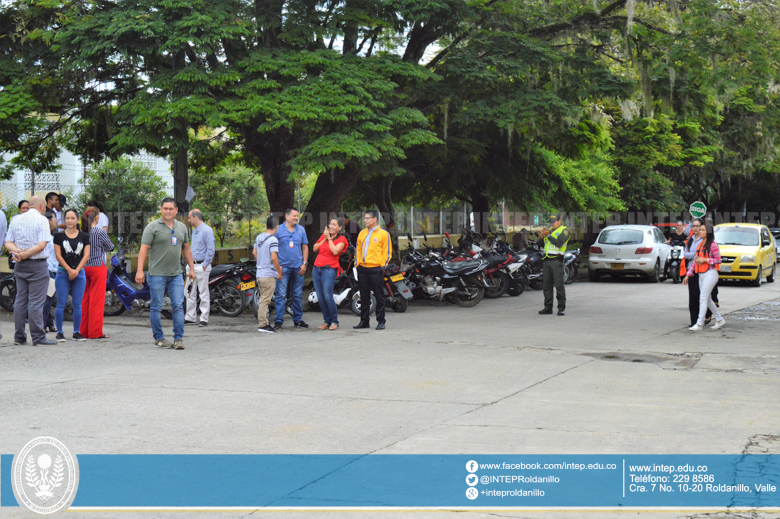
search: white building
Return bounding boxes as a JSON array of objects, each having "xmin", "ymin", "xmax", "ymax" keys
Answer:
[{"xmin": 0, "ymin": 150, "xmax": 172, "ymax": 211}]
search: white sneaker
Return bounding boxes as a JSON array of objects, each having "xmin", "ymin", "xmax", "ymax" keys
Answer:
[
  {"xmin": 712, "ymin": 319, "xmax": 726, "ymax": 330},
  {"xmin": 688, "ymin": 324, "xmax": 703, "ymax": 331}
]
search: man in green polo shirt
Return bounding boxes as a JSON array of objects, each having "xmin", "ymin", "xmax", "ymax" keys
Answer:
[{"xmin": 136, "ymin": 198, "xmax": 196, "ymax": 349}]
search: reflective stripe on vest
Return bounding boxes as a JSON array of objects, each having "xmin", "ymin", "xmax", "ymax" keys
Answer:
[
  {"xmin": 544, "ymin": 225, "xmax": 568, "ymax": 258},
  {"xmin": 694, "ymin": 241, "xmax": 720, "ymax": 274}
]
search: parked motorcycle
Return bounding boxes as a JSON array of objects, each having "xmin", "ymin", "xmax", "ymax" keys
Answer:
[
  {"xmin": 563, "ymin": 249, "xmax": 581, "ymax": 285},
  {"xmin": 668, "ymin": 245, "xmax": 684, "ymax": 284},
  {"xmin": 108, "ymin": 243, "xmax": 174, "ymax": 318},
  {"xmin": 183, "ymin": 262, "xmax": 248, "ymax": 318},
  {"xmin": 402, "ymin": 235, "xmax": 488, "ymax": 307},
  {"xmin": 0, "ymin": 270, "xmax": 124, "ymax": 320}
]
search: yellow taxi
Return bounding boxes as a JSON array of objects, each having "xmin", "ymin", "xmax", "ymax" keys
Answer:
[{"xmin": 714, "ymin": 223, "xmax": 776, "ymax": 286}]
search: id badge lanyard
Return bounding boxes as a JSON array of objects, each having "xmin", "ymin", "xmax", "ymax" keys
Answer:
[{"xmin": 171, "ymin": 228, "xmax": 177, "ymax": 246}]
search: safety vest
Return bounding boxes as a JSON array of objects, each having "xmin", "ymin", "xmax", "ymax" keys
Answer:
[
  {"xmin": 694, "ymin": 241, "xmax": 720, "ymax": 274},
  {"xmin": 544, "ymin": 225, "xmax": 568, "ymax": 258}
]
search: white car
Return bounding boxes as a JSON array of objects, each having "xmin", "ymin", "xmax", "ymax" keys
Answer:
[{"xmin": 588, "ymin": 225, "xmax": 671, "ymax": 282}]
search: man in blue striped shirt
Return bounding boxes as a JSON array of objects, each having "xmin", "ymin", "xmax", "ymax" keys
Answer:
[{"xmin": 185, "ymin": 209, "xmax": 215, "ymax": 327}]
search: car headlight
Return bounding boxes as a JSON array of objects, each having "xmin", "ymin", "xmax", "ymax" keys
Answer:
[{"xmin": 740, "ymin": 255, "xmax": 756, "ymax": 264}]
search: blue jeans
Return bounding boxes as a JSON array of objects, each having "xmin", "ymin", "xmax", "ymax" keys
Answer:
[
  {"xmin": 312, "ymin": 266, "xmax": 339, "ymax": 325},
  {"xmin": 148, "ymin": 275, "xmax": 185, "ymax": 341},
  {"xmin": 274, "ymin": 268, "xmax": 304, "ymax": 323},
  {"xmin": 55, "ymin": 268, "xmax": 86, "ymax": 334}
]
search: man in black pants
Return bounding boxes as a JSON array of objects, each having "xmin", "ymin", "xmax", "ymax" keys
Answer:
[{"xmin": 353, "ymin": 211, "xmax": 392, "ymax": 330}]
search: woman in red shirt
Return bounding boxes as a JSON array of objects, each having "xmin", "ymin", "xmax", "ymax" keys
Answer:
[{"xmin": 312, "ymin": 217, "xmax": 349, "ymax": 330}]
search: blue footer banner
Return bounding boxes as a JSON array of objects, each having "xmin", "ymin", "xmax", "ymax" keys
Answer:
[{"xmin": 2, "ymin": 454, "xmax": 779, "ymax": 510}]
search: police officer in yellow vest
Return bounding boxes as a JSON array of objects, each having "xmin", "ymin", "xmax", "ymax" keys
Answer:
[{"xmin": 538, "ymin": 214, "xmax": 570, "ymax": 316}]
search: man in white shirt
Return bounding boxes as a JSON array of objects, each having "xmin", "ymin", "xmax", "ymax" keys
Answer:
[{"xmin": 5, "ymin": 196, "xmax": 57, "ymax": 346}]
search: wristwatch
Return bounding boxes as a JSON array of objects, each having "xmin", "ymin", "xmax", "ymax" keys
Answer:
[{"xmin": 303, "ymin": 261, "xmax": 308, "ymax": 265}]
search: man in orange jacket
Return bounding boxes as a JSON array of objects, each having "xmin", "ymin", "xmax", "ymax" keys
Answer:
[{"xmin": 353, "ymin": 210, "xmax": 392, "ymax": 330}]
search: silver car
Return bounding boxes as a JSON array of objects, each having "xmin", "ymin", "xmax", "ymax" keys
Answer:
[{"xmin": 588, "ymin": 225, "xmax": 671, "ymax": 282}]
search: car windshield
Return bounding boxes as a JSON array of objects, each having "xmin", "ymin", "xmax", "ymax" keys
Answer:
[
  {"xmin": 598, "ymin": 229, "xmax": 644, "ymax": 245},
  {"xmin": 714, "ymin": 227, "xmax": 759, "ymax": 246}
]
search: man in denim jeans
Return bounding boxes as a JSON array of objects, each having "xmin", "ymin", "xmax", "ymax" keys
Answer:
[
  {"xmin": 136, "ymin": 198, "xmax": 196, "ymax": 349},
  {"xmin": 273, "ymin": 208, "xmax": 309, "ymax": 330}
]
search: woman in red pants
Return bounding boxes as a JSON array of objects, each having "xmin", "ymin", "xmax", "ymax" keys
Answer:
[{"xmin": 80, "ymin": 208, "xmax": 115, "ymax": 339}]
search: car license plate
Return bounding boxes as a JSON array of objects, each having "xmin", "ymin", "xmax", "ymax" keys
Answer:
[
  {"xmin": 721, "ymin": 265, "xmax": 731, "ymax": 273},
  {"xmin": 390, "ymin": 274, "xmax": 405, "ymax": 282},
  {"xmin": 239, "ymin": 281, "xmax": 256, "ymax": 290},
  {"xmin": 611, "ymin": 263, "xmax": 625, "ymax": 270}
]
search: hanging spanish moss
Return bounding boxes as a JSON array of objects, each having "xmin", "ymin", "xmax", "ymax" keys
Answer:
[
  {"xmin": 592, "ymin": 0, "xmax": 600, "ymax": 14},
  {"xmin": 507, "ymin": 124, "xmax": 514, "ymax": 164},
  {"xmin": 668, "ymin": 67, "xmax": 676, "ymax": 100},
  {"xmin": 443, "ymin": 101, "xmax": 449, "ymax": 150},
  {"xmin": 626, "ymin": 0, "xmax": 635, "ymax": 34}
]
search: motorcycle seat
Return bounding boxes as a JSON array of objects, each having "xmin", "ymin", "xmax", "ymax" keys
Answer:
[
  {"xmin": 210, "ymin": 264, "xmax": 234, "ymax": 277},
  {"xmin": 442, "ymin": 260, "xmax": 480, "ymax": 274},
  {"xmin": 118, "ymin": 272, "xmax": 145, "ymax": 291},
  {"xmin": 485, "ymin": 256, "xmax": 508, "ymax": 270}
]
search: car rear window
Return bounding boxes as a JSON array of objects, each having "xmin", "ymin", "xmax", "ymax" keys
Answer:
[
  {"xmin": 714, "ymin": 227, "xmax": 759, "ymax": 246},
  {"xmin": 598, "ymin": 229, "xmax": 644, "ymax": 245}
]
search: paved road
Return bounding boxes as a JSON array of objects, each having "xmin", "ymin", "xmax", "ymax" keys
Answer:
[{"xmin": 1, "ymin": 277, "xmax": 779, "ymax": 519}]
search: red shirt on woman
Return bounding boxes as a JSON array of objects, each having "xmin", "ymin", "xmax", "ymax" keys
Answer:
[{"xmin": 314, "ymin": 235, "xmax": 348, "ymax": 269}]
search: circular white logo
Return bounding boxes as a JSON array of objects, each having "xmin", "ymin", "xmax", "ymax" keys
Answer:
[
  {"xmin": 466, "ymin": 460, "xmax": 479, "ymax": 473},
  {"xmin": 466, "ymin": 474, "xmax": 478, "ymax": 486},
  {"xmin": 466, "ymin": 487, "xmax": 479, "ymax": 500},
  {"xmin": 13, "ymin": 437, "xmax": 79, "ymax": 514}
]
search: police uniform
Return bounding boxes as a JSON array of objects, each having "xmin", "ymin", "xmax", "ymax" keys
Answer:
[{"xmin": 538, "ymin": 215, "xmax": 570, "ymax": 315}]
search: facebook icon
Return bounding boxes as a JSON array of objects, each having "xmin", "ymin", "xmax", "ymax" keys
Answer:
[{"xmin": 466, "ymin": 460, "xmax": 478, "ymax": 473}]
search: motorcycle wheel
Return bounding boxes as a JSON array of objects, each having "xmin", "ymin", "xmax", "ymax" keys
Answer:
[
  {"xmin": 104, "ymin": 288, "xmax": 126, "ymax": 316},
  {"xmin": 305, "ymin": 291, "xmax": 320, "ymax": 312},
  {"xmin": 564, "ymin": 264, "xmax": 577, "ymax": 285},
  {"xmin": 672, "ymin": 269, "xmax": 681, "ymax": 284},
  {"xmin": 0, "ymin": 276, "xmax": 15, "ymax": 312},
  {"xmin": 161, "ymin": 310, "xmax": 173, "ymax": 319},
  {"xmin": 351, "ymin": 292, "xmax": 376, "ymax": 316},
  {"xmin": 507, "ymin": 272, "xmax": 527, "ymax": 297},
  {"xmin": 447, "ymin": 278, "xmax": 485, "ymax": 308},
  {"xmin": 215, "ymin": 280, "xmax": 245, "ymax": 317},
  {"xmin": 530, "ymin": 278, "xmax": 543, "ymax": 290},
  {"xmin": 391, "ymin": 296, "xmax": 408, "ymax": 313},
  {"xmin": 484, "ymin": 271, "xmax": 511, "ymax": 299},
  {"xmin": 62, "ymin": 295, "xmax": 74, "ymax": 322}
]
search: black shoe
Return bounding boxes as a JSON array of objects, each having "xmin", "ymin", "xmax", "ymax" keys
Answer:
[
  {"xmin": 184, "ymin": 320, "xmax": 197, "ymax": 326},
  {"xmin": 13, "ymin": 340, "xmax": 27, "ymax": 346},
  {"xmin": 294, "ymin": 321, "xmax": 309, "ymax": 328},
  {"xmin": 353, "ymin": 322, "xmax": 370, "ymax": 329},
  {"xmin": 55, "ymin": 333, "xmax": 66, "ymax": 342},
  {"xmin": 258, "ymin": 325, "xmax": 275, "ymax": 334},
  {"xmin": 33, "ymin": 338, "xmax": 58, "ymax": 346},
  {"xmin": 273, "ymin": 322, "xmax": 283, "ymax": 331},
  {"xmin": 557, "ymin": 309, "xmax": 565, "ymax": 316},
  {"xmin": 376, "ymin": 323, "xmax": 385, "ymax": 330},
  {"xmin": 198, "ymin": 321, "xmax": 207, "ymax": 327},
  {"xmin": 538, "ymin": 308, "xmax": 553, "ymax": 315},
  {"xmin": 72, "ymin": 333, "xmax": 87, "ymax": 342}
]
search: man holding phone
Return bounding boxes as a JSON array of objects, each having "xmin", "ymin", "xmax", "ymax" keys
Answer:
[{"xmin": 538, "ymin": 214, "xmax": 570, "ymax": 316}]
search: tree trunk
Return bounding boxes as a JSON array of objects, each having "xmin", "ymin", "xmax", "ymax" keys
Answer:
[
  {"xmin": 244, "ymin": 129, "xmax": 296, "ymax": 214},
  {"xmin": 172, "ymin": 148, "xmax": 188, "ymax": 214},
  {"xmin": 304, "ymin": 167, "xmax": 363, "ymax": 251},
  {"xmin": 357, "ymin": 176, "xmax": 401, "ymax": 260},
  {"xmin": 470, "ymin": 191, "xmax": 491, "ymax": 233}
]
